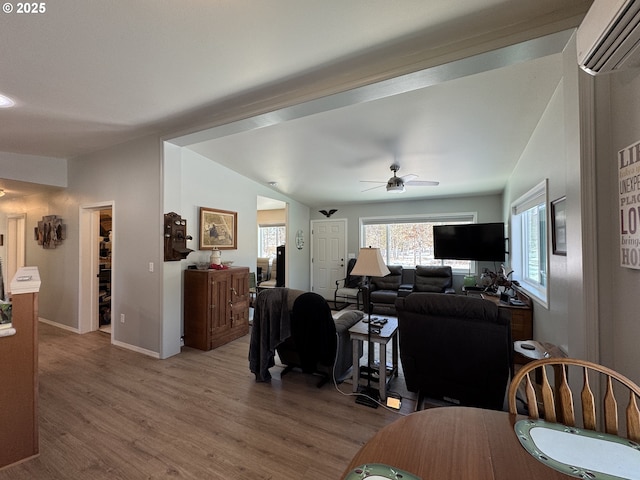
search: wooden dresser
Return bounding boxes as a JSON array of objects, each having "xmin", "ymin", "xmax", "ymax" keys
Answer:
[
  {"xmin": 183, "ymin": 267, "xmax": 250, "ymax": 351},
  {"xmin": 479, "ymin": 289, "xmax": 532, "ymax": 339},
  {"xmin": 480, "ymin": 288, "xmax": 533, "ymax": 364}
]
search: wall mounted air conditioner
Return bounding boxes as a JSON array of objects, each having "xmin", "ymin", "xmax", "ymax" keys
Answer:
[{"xmin": 577, "ymin": 0, "xmax": 640, "ymax": 75}]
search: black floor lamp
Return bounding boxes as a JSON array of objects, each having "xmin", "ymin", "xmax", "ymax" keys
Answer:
[{"xmin": 350, "ymin": 247, "xmax": 390, "ymax": 408}]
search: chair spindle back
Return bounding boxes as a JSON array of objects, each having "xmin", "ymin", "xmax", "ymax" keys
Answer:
[{"xmin": 508, "ymin": 357, "xmax": 640, "ymax": 442}]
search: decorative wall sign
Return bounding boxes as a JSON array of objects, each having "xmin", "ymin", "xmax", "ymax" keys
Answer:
[
  {"xmin": 199, "ymin": 207, "xmax": 237, "ymax": 250},
  {"xmin": 619, "ymin": 140, "xmax": 640, "ymax": 268},
  {"xmin": 35, "ymin": 215, "xmax": 66, "ymax": 249}
]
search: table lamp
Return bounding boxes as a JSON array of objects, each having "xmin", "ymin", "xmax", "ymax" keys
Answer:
[{"xmin": 350, "ymin": 247, "xmax": 390, "ymax": 408}]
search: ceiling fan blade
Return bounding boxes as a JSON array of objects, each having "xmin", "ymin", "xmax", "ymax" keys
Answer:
[
  {"xmin": 360, "ymin": 180, "xmax": 386, "ymax": 184},
  {"xmin": 361, "ymin": 184, "xmax": 385, "ymax": 192},
  {"xmin": 405, "ymin": 180, "xmax": 440, "ymax": 186},
  {"xmin": 400, "ymin": 174, "xmax": 418, "ymax": 182}
]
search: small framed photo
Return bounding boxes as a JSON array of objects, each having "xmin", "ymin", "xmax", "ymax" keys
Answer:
[
  {"xmin": 199, "ymin": 207, "xmax": 237, "ymax": 250},
  {"xmin": 551, "ymin": 196, "xmax": 567, "ymax": 256}
]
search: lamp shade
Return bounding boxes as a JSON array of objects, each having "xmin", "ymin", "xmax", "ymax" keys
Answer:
[{"xmin": 351, "ymin": 247, "xmax": 390, "ymax": 277}]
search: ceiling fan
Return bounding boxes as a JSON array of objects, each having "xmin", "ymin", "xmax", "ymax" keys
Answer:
[{"xmin": 361, "ymin": 164, "xmax": 439, "ymax": 193}]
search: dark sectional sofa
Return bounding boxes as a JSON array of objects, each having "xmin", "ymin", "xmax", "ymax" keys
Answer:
[{"xmin": 361, "ymin": 265, "xmax": 454, "ymax": 314}]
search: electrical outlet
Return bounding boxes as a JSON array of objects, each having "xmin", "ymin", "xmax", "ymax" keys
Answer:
[
  {"xmin": 120, "ymin": 313, "xmax": 125, "ymax": 324},
  {"xmin": 149, "ymin": 262, "xmax": 154, "ymax": 272}
]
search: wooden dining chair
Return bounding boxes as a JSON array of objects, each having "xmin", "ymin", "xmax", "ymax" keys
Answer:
[{"xmin": 508, "ymin": 357, "xmax": 640, "ymax": 442}]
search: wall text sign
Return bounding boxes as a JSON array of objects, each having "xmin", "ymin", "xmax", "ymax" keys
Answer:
[{"xmin": 619, "ymin": 140, "xmax": 640, "ymax": 268}]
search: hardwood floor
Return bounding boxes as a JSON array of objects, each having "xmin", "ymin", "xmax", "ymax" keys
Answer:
[{"xmin": 0, "ymin": 323, "xmax": 415, "ymax": 479}]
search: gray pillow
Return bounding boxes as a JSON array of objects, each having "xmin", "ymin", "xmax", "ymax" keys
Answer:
[{"xmin": 333, "ymin": 310, "xmax": 365, "ymax": 330}]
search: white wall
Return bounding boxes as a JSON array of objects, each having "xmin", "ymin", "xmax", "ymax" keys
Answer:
[
  {"xmin": 504, "ymin": 80, "xmax": 568, "ymax": 348},
  {"xmin": 0, "ymin": 136, "xmax": 164, "ymax": 356},
  {"xmin": 0, "ymin": 193, "xmax": 76, "ymax": 322},
  {"xmin": 0, "ymin": 135, "xmax": 310, "ymax": 360},
  {"xmin": 69, "ymin": 136, "xmax": 164, "ymax": 353},
  {"xmin": 160, "ymin": 146, "xmax": 311, "ymax": 356},
  {"xmin": 0, "ymin": 152, "xmax": 67, "ymax": 187},
  {"xmin": 177, "ymin": 147, "xmax": 310, "ymax": 288},
  {"xmin": 502, "ymin": 39, "xmax": 582, "ymax": 356},
  {"xmin": 595, "ymin": 67, "xmax": 640, "ymax": 384},
  {"xmin": 310, "ymin": 194, "xmax": 503, "ymax": 291},
  {"xmin": 313, "ymin": 194, "xmax": 503, "ymax": 259}
]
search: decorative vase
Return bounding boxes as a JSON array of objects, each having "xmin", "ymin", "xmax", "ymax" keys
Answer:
[{"xmin": 210, "ymin": 249, "xmax": 221, "ymax": 265}]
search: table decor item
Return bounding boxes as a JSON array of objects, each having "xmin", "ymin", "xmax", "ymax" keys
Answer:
[
  {"xmin": 210, "ymin": 248, "xmax": 221, "ymax": 265},
  {"xmin": 344, "ymin": 463, "xmax": 421, "ymax": 480},
  {"xmin": 515, "ymin": 419, "xmax": 640, "ymax": 479}
]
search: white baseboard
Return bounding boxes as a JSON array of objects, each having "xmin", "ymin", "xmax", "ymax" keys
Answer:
[
  {"xmin": 38, "ymin": 317, "xmax": 80, "ymax": 333},
  {"xmin": 38, "ymin": 317, "xmax": 160, "ymax": 359},
  {"xmin": 112, "ymin": 339, "xmax": 160, "ymax": 359}
]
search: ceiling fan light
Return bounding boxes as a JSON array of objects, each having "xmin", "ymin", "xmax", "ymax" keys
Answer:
[{"xmin": 386, "ymin": 177, "xmax": 405, "ymax": 193}]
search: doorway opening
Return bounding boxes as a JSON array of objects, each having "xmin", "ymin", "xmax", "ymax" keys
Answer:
[
  {"xmin": 97, "ymin": 209, "xmax": 112, "ymax": 334},
  {"xmin": 257, "ymin": 196, "xmax": 288, "ymax": 288},
  {"xmin": 78, "ymin": 202, "xmax": 114, "ymax": 336},
  {"xmin": 5, "ymin": 214, "xmax": 26, "ymax": 298}
]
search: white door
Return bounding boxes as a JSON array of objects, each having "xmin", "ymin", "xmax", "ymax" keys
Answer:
[
  {"xmin": 311, "ymin": 219, "xmax": 347, "ymax": 300},
  {"xmin": 5, "ymin": 214, "xmax": 26, "ymax": 296}
]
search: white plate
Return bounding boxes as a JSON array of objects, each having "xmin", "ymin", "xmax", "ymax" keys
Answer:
[{"xmin": 515, "ymin": 419, "xmax": 640, "ymax": 479}]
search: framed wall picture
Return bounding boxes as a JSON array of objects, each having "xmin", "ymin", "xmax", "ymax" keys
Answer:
[
  {"xmin": 551, "ymin": 196, "xmax": 567, "ymax": 256},
  {"xmin": 199, "ymin": 207, "xmax": 237, "ymax": 250}
]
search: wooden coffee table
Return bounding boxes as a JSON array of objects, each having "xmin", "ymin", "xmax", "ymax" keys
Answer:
[{"xmin": 349, "ymin": 317, "xmax": 398, "ymax": 401}]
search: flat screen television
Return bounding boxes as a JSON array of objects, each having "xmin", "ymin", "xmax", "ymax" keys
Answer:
[{"xmin": 433, "ymin": 222, "xmax": 505, "ymax": 262}]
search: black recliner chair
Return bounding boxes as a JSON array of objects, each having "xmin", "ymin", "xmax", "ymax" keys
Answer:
[
  {"xmin": 361, "ymin": 265, "xmax": 405, "ymax": 314},
  {"xmin": 396, "ymin": 293, "xmax": 513, "ymax": 410},
  {"xmin": 412, "ymin": 265, "xmax": 455, "ymax": 294},
  {"xmin": 275, "ymin": 290, "xmax": 363, "ymax": 386}
]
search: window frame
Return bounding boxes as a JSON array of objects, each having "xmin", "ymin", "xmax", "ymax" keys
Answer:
[
  {"xmin": 359, "ymin": 212, "xmax": 478, "ymax": 273},
  {"xmin": 258, "ymin": 223, "xmax": 286, "ymax": 258},
  {"xmin": 510, "ymin": 180, "xmax": 549, "ymax": 307}
]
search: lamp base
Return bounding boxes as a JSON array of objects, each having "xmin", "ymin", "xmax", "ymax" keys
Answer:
[{"xmin": 355, "ymin": 386, "xmax": 379, "ymax": 409}]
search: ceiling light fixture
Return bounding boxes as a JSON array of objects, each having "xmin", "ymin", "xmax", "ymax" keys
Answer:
[
  {"xmin": 0, "ymin": 189, "xmax": 5, "ymax": 197},
  {"xmin": 268, "ymin": 181, "xmax": 278, "ymax": 187},
  {"xmin": 0, "ymin": 94, "xmax": 15, "ymax": 108},
  {"xmin": 386, "ymin": 176, "xmax": 406, "ymax": 193}
]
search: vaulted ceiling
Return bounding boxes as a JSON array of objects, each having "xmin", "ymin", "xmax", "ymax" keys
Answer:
[{"xmin": 0, "ymin": 1, "xmax": 593, "ymax": 205}]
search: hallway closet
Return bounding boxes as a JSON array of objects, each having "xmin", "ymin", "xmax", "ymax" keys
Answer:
[{"xmin": 98, "ymin": 210, "xmax": 112, "ymax": 333}]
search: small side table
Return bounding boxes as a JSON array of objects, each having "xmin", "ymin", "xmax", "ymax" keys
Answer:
[{"xmin": 349, "ymin": 317, "xmax": 398, "ymax": 401}]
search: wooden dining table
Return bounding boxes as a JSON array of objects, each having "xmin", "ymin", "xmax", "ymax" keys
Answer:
[{"xmin": 341, "ymin": 406, "xmax": 573, "ymax": 479}]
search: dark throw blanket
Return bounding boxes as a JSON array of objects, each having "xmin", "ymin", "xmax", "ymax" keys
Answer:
[{"xmin": 249, "ymin": 288, "xmax": 291, "ymax": 382}]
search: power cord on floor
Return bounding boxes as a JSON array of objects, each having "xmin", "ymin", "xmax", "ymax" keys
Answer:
[{"xmin": 330, "ymin": 332, "xmax": 408, "ymax": 415}]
